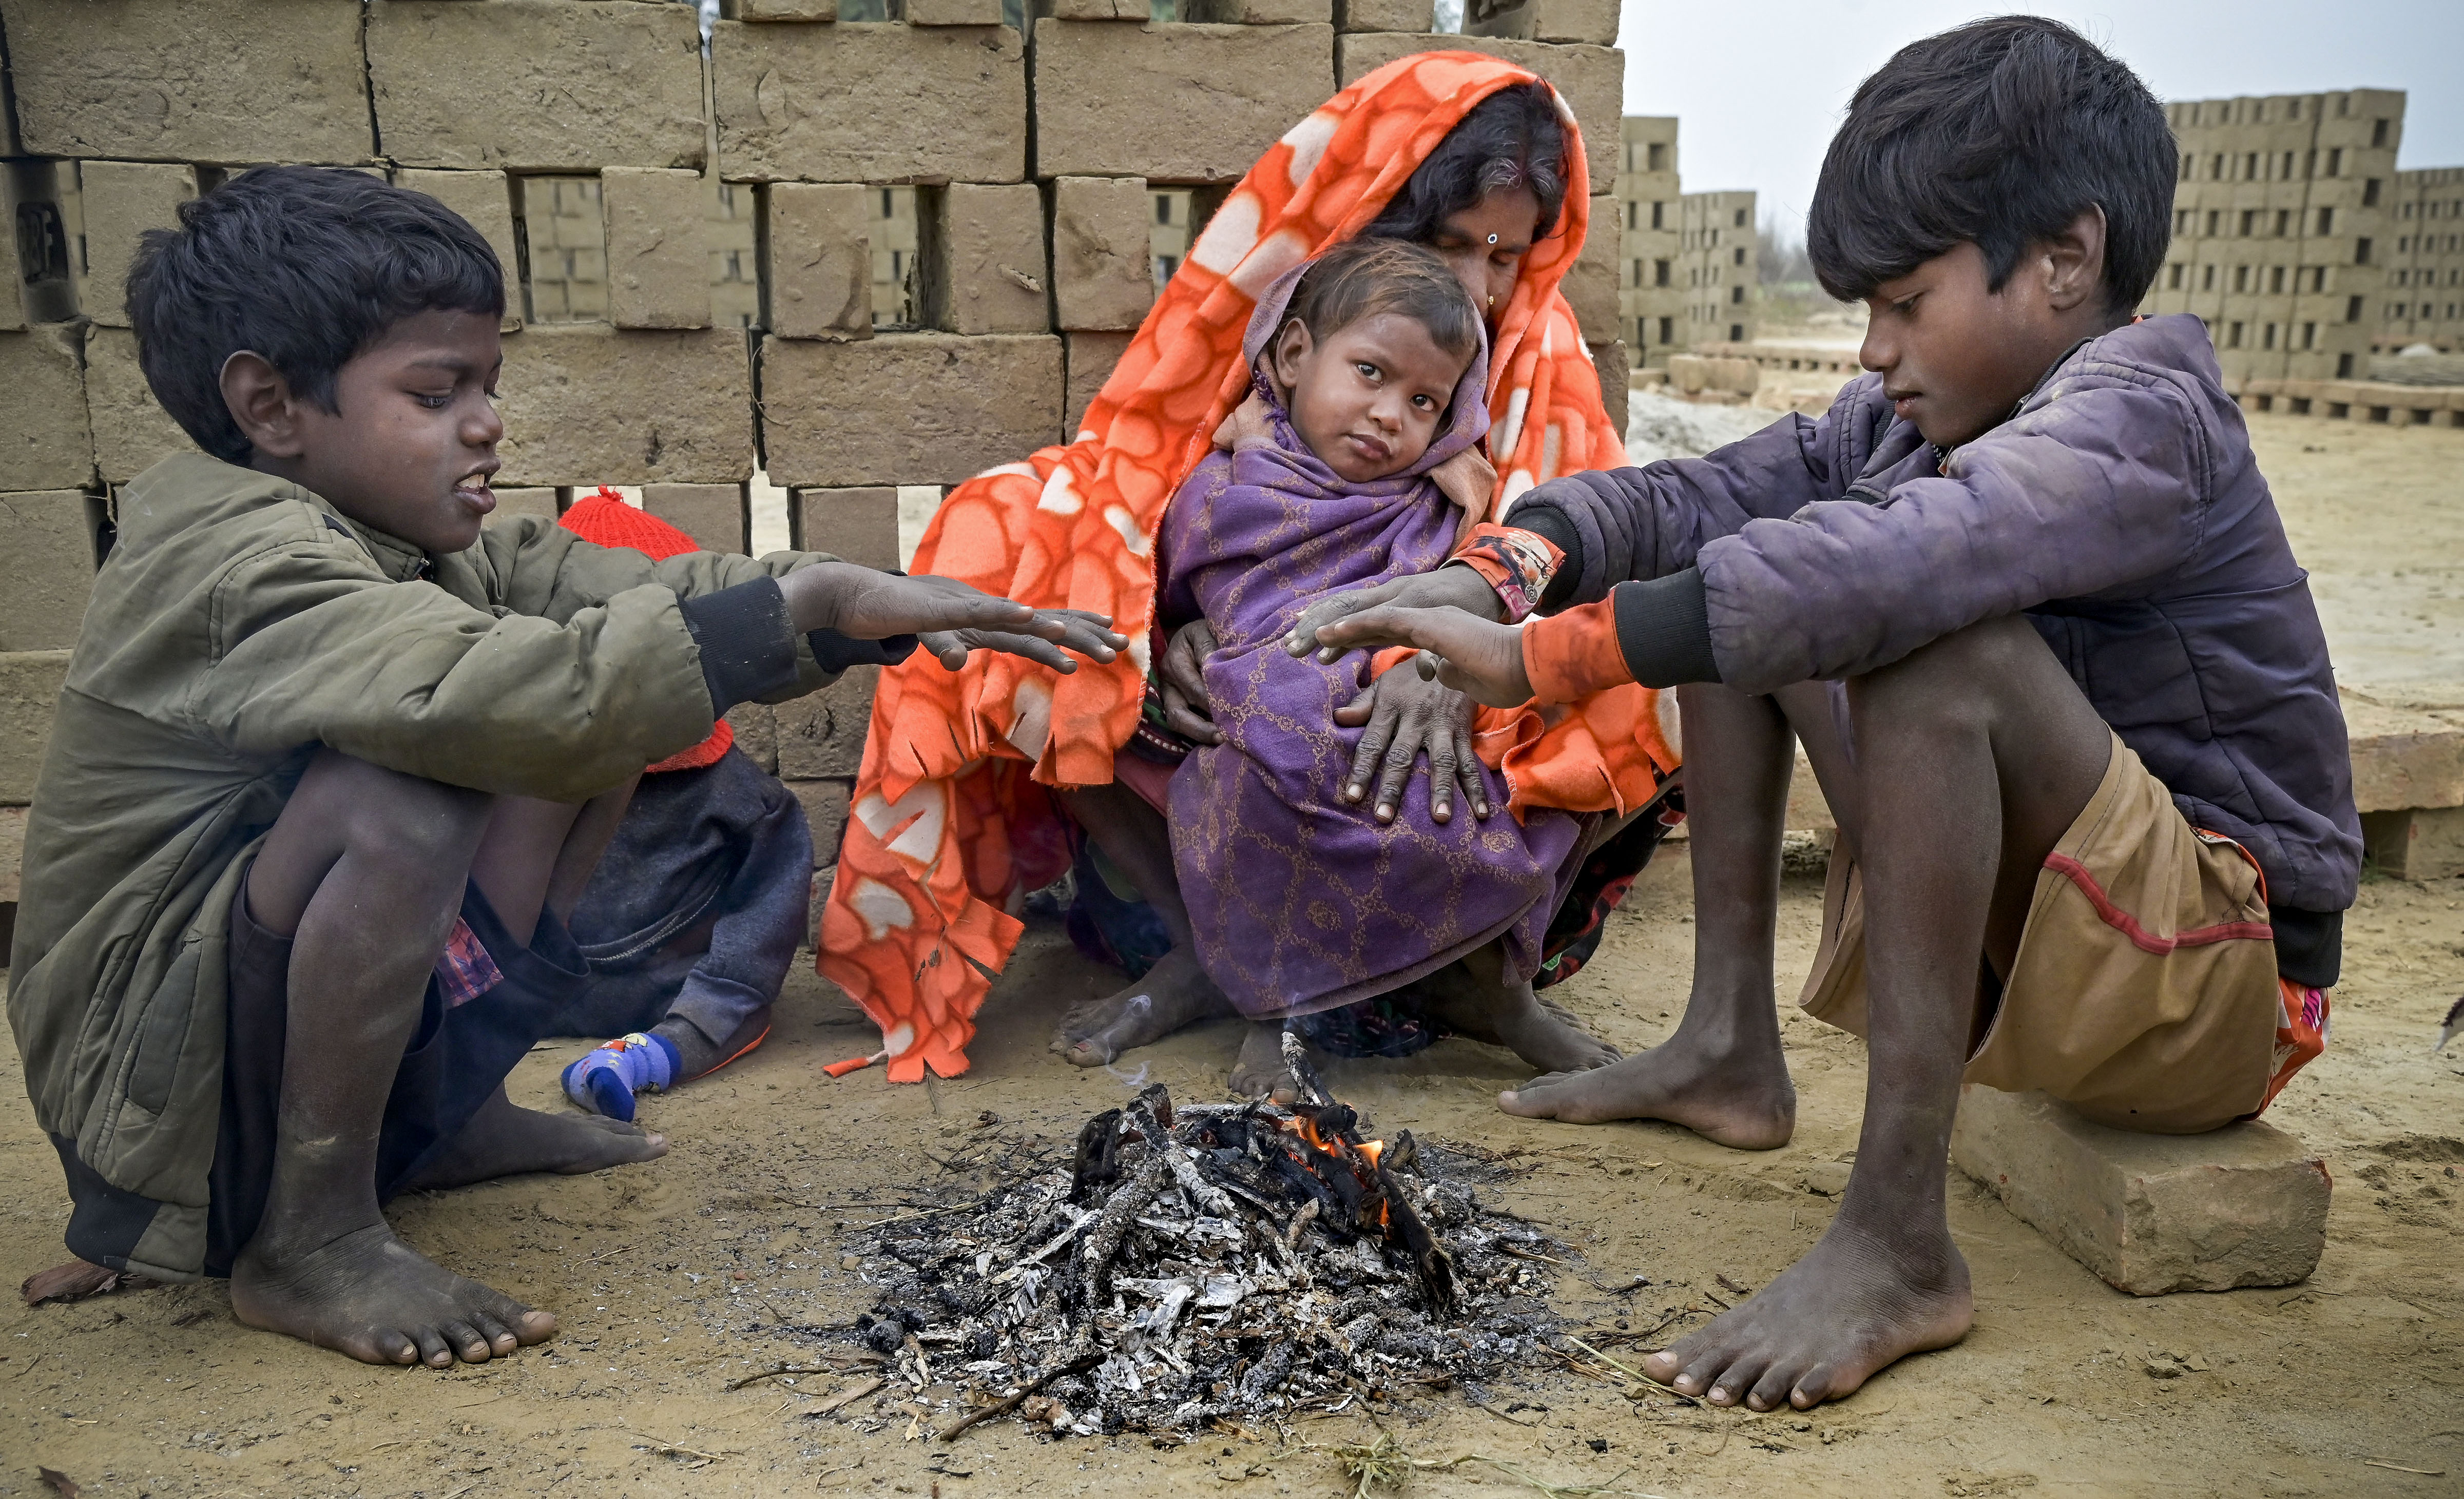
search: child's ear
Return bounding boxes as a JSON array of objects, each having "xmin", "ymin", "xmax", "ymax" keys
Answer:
[
  {"xmin": 2042, "ymin": 205, "xmax": 2109, "ymax": 315},
  {"xmin": 1267, "ymin": 318, "xmax": 1314, "ymax": 393},
  {"xmin": 219, "ymin": 350, "xmax": 309, "ymax": 460}
]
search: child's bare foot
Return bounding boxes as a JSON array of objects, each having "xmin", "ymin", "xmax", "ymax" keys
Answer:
[
  {"xmin": 1228, "ymin": 1022, "xmax": 1302, "ymax": 1101},
  {"xmin": 1643, "ymin": 1219, "xmax": 1973, "ymax": 1410},
  {"xmin": 402, "ymin": 1085, "xmax": 666, "ymax": 1191},
  {"xmin": 1421, "ymin": 971, "xmax": 1621, "ymax": 1075},
  {"xmin": 231, "ymin": 1221, "xmax": 556, "ymax": 1368},
  {"xmin": 1050, "ymin": 948, "xmax": 1234, "ymax": 1067},
  {"xmin": 1498, "ymin": 1024, "xmax": 1797, "ymax": 1149}
]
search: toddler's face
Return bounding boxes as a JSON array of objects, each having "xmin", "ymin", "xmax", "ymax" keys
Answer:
[{"xmin": 1268, "ymin": 312, "xmax": 1471, "ymax": 483}]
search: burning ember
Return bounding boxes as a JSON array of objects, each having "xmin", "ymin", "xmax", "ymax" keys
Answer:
[{"xmin": 832, "ymin": 1036, "xmax": 1569, "ymax": 1438}]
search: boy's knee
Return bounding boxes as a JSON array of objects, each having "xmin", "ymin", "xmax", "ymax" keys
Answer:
[
  {"xmin": 296, "ymin": 751, "xmax": 493, "ymax": 864},
  {"xmin": 1854, "ymin": 616, "xmax": 2045, "ymax": 724}
]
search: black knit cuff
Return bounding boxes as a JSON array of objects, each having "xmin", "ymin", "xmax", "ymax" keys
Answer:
[
  {"xmin": 1506, "ymin": 505, "xmax": 1584, "ymax": 611},
  {"xmin": 1609, "ymin": 568, "xmax": 1720, "ymax": 688},
  {"xmin": 807, "ymin": 630, "xmax": 920, "ymax": 674},
  {"xmin": 678, "ymin": 577, "xmax": 800, "ymax": 714},
  {"xmin": 2269, "ymin": 905, "xmax": 2342, "ymax": 988}
]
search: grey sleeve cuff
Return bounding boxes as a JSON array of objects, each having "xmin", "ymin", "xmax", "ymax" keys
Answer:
[
  {"xmin": 678, "ymin": 577, "xmax": 800, "ymax": 714},
  {"xmin": 1610, "ymin": 568, "xmax": 1720, "ymax": 688}
]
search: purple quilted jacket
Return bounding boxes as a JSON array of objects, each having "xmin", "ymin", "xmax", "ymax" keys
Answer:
[{"xmin": 1510, "ymin": 314, "xmax": 2360, "ymax": 952}]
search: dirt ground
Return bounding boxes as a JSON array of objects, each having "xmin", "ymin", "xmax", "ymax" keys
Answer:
[{"xmin": 4, "ymin": 420, "xmax": 2460, "ymax": 1498}]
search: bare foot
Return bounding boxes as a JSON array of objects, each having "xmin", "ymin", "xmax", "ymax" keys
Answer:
[
  {"xmin": 402, "ymin": 1085, "xmax": 666, "ymax": 1191},
  {"xmin": 231, "ymin": 1221, "xmax": 556, "ymax": 1368},
  {"xmin": 1498, "ymin": 1024, "xmax": 1796, "ymax": 1149},
  {"xmin": 1050, "ymin": 947, "xmax": 1234, "ymax": 1067},
  {"xmin": 1643, "ymin": 1219, "xmax": 1973, "ymax": 1410},
  {"xmin": 1421, "ymin": 974, "xmax": 1621, "ymax": 1075},
  {"xmin": 1228, "ymin": 1022, "xmax": 1302, "ymax": 1101}
]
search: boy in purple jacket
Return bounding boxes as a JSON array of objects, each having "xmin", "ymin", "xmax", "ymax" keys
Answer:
[{"xmin": 1293, "ymin": 17, "xmax": 2357, "ymax": 1411}]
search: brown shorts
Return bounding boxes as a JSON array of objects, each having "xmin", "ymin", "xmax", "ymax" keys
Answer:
[{"xmin": 1800, "ymin": 732, "xmax": 2285, "ymax": 1135}]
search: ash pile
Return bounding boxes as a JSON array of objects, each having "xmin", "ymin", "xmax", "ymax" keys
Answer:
[{"xmin": 840, "ymin": 1038, "xmax": 1568, "ymax": 1438}]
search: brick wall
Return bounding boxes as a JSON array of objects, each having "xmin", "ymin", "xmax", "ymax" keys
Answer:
[{"xmin": 0, "ymin": 0, "xmax": 1625, "ymax": 928}]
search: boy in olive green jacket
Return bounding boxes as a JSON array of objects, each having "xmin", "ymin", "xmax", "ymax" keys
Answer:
[{"xmin": 5, "ymin": 167, "xmax": 1121, "ymax": 1367}]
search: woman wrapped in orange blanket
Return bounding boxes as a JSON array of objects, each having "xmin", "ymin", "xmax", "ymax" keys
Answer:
[{"xmin": 818, "ymin": 52, "xmax": 1679, "ymax": 1088}]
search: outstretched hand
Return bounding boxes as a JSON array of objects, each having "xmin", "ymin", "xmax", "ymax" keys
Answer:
[
  {"xmin": 1334, "ymin": 665, "xmax": 1488, "ymax": 825},
  {"xmin": 918, "ymin": 608, "xmax": 1126, "ymax": 674},
  {"xmin": 780, "ymin": 563, "xmax": 1126, "ymax": 673},
  {"xmin": 1307, "ymin": 604, "xmax": 1534, "ymax": 709},
  {"xmin": 1284, "ymin": 564, "xmax": 1506, "ymax": 665}
]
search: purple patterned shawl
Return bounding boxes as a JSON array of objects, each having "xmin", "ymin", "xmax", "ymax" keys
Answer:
[{"xmin": 1158, "ymin": 265, "xmax": 1584, "ymax": 1020}]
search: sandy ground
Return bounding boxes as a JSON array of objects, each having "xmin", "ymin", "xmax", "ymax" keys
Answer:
[{"xmin": 4, "ymin": 422, "xmax": 2460, "ymax": 1499}]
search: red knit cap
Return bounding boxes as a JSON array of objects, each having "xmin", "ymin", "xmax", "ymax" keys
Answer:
[{"xmin": 559, "ymin": 488, "xmax": 736, "ymax": 773}]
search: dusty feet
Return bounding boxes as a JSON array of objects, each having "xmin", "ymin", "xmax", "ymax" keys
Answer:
[
  {"xmin": 230, "ymin": 1220, "xmax": 556, "ymax": 1368},
  {"xmin": 1644, "ymin": 1220, "xmax": 1973, "ymax": 1410},
  {"xmin": 1421, "ymin": 975, "xmax": 1622, "ymax": 1076},
  {"xmin": 1498, "ymin": 1024, "xmax": 1797, "ymax": 1148},
  {"xmin": 402, "ymin": 1085, "xmax": 666, "ymax": 1191},
  {"xmin": 1229, "ymin": 1022, "xmax": 1305, "ymax": 1101},
  {"xmin": 1050, "ymin": 947, "xmax": 1234, "ymax": 1068}
]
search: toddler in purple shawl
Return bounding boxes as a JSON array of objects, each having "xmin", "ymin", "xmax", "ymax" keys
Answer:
[{"xmin": 1155, "ymin": 239, "xmax": 1601, "ymax": 1081}]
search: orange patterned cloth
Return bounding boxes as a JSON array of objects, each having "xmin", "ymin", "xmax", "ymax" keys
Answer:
[{"xmin": 819, "ymin": 51, "xmax": 1679, "ymax": 1081}]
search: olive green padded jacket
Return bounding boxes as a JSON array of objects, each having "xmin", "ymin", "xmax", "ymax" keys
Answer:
[{"xmin": 8, "ymin": 454, "xmax": 843, "ymax": 1280}]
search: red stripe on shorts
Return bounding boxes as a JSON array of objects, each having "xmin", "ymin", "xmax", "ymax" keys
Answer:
[{"xmin": 2041, "ymin": 852, "xmax": 2276, "ymax": 956}]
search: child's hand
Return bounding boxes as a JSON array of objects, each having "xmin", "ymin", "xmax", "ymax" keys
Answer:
[
  {"xmin": 782, "ymin": 565, "xmax": 1125, "ymax": 673},
  {"xmin": 919, "ymin": 608, "xmax": 1126, "ymax": 674},
  {"xmin": 1284, "ymin": 565, "xmax": 1507, "ymax": 664},
  {"xmin": 1308, "ymin": 605, "xmax": 1533, "ymax": 709}
]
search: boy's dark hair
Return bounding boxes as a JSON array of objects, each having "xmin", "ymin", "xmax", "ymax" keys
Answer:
[
  {"xmin": 126, "ymin": 165, "xmax": 505, "ymax": 463},
  {"xmin": 1806, "ymin": 15, "xmax": 2173, "ymax": 313},
  {"xmin": 1365, "ymin": 80, "xmax": 1569, "ymax": 245},
  {"xmin": 1287, "ymin": 238, "xmax": 1483, "ymax": 366}
]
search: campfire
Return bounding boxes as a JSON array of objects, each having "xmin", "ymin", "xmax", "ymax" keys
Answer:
[{"xmin": 835, "ymin": 1035, "xmax": 1568, "ymax": 1437}]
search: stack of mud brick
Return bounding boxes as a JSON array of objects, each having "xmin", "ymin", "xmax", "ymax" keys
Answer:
[
  {"xmin": 0, "ymin": 0, "xmax": 1627, "ymax": 948},
  {"xmin": 2143, "ymin": 89, "xmax": 2402, "ymax": 384},
  {"xmin": 1610, "ymin": 115, "xmax": 1682, "ymax": 368}
]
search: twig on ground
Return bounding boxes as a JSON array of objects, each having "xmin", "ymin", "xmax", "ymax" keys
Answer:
[
  {"xmin": 938, "ymin": 1352, "xmax": 1104, "ymax": 1443},
  {"xmin": 807, "ymin": 1376, "xmax": 887, "ymax": 1417},
  {"xmin": 724, "ymin": 1363, "xmax": 838, "ymax": 1392},
  {"xmin": 624, "ymin": 1426, "xmax": 728, "ymax": 1463}
]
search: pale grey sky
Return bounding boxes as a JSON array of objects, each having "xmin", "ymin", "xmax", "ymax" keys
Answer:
[{"xmin": 1616, "ymin": 1, "xmax": 2464, "ymax": 241}]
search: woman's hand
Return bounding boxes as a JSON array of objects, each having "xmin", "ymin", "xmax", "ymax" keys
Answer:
[
  {"xmin": 1284, "ymin": 564, "xmax": 1506, "ymax": 665},
  {"xmin": 1335, "ymin": 664, "xmax": 1490, "ymax": 825},
  {"xmin": 1156, "ymin": 618, "xmax": 1224, "ymax": 745},
  {"xmin": 1312, "ymin": 605, "xmax": 1533, "ymax": 710}
]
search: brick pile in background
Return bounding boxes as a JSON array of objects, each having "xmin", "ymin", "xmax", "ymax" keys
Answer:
[{"xmin": 0, "ymin": 0, "xmax": 1629, "ymax": 947}]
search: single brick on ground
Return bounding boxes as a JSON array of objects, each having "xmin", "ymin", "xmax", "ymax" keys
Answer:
[
  {"xmin": 84, "ymin": 326, "xmax": 201, "ymax": 484},
  {"xmin": 643, "ymin": 483, "xmax": 748, "ymax": 553},
  {"xmin": 1051, "ymin": 178, "xmax": 1156, "ymax": 332},
  {"xmin": 1034, "ymin": 22, "xmax": 1337, "ymax": 182},
  {"xmin": 764, "ymin": 183, "xmax": 873, "ymax": 340},
  {"xmin": 793, "ymin": 488, "xmax": 900, "ymax": 570},
  {"xmin": 0, "ymin": 0, "xmax": 372, "ymax": 164},
  {"xmin": 2362, "ymin": 806, "xmax": 2464, "ymax": 881},
  {"xmin": 369, "ymin": 0, "xmax": 706, "ymax": 172},
  {"xmin": 0, "ymin": 326, "xmax": 97, "ymax": 492},
  {"xmin": 74, "ymin": 162, "xmax": 197, "ymax": 327},
  {"xmin": 1065, "ymin": 332, "xmax": 1135, "ymax": 435},
  {"xmin": 930, "ymin": 184, "xmax": 1049, "ymax": 336},
  {"xmin": 759, "ymin": 333, "xmax": 1061, "ymax": 488},
  {"xmin": 713, "ymin": 22, "xmax": 1027, "ymax": 185},
  {"xmin": 494, "ymin": 325, "xmax": 755, "ymax": 486},
  {"xmin": 1335, "ymin": 33, "xmax": 1622, "ymax": 187},
  {"xmin": 1950, "ymin": 1084, "xmax": 2330, "ymax": 1295},
  {"xmin": 393, "ymin": 169, "xmax": 524, "ymax": 329},
  {"xmin": 777, "ymin": 667, "xmax": 880, "ymax": 779},
  {"xmin": 0, "ymin": 491, "xmax": 103, "ymax": 652},
  {"xmin": 603, "ymin": 168, "xmax": 713, "ymax": 330}
]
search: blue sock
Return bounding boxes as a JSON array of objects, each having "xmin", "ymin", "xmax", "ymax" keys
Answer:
[{"xmin": 560, "ymin": 1032, "xmax": 681, "ymax": 1122}]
